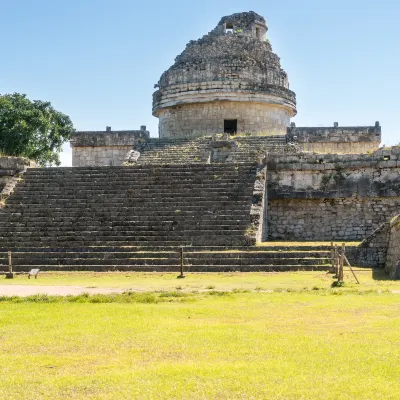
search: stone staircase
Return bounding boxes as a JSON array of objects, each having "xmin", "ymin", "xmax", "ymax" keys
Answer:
[
  {"xmin": 0, "ymin": 246, "xmax": 332, "ymax": 272},
  {"xmin": 0, "ymin": 159, "xmax": 334, "ymax": 273},
  {"xmin": 0, "ymin": 164, "xmax": 257, "ymax": 249},
  {"xmin": 128, "ymin": 135, "xmax": 296, "ymax": 165}
]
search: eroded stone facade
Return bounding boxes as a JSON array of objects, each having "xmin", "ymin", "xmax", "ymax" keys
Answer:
[
  {"xmin": 0, "ymin": 156, "xmax": 31, "ymax": 204},
  {"xmin": 287, "ymin": 123, "xmax": 381, "ymax": 154},
  {"xmin": 70, "ymin": 127, "xmax": 149, "ymax": 167},
  {"xmin": 158, "ymin": 102, "xmax": 291, "ymax": 138},
  {"xmin": 266, "ymin": 148, "xmax": 400, "ymax": 241}
]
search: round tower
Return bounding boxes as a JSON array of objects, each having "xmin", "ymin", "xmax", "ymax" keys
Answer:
[{"xmin": 152, "ymin": 11, "xmax": 297, "ymax": 138}]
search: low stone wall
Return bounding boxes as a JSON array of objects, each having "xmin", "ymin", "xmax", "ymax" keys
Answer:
[
  {"xmin": 70, "ymin": 129, "xmax": 150, "ymax": 167},
  {"xmin": 287, "ymin": 124, "xmax": 381, "ymax": 154},
  {"xmin": 346, "ymin": 247, "xmax": 382, "ymax": 269},
  {"xmin": 355, "ymin": 222, "xmax": 391, "ymax": 268},
  {"xmin": 72, "ymin": 146, "xmax": 134, "ymax": 167},
  {"xmin": 385, "ymin": 216, "xmax": 400, "ymax": 278},
  {"xmin": 266, "ymin": 148, "xmax": 400, "ymax": 241},
  {"xmin": 297, "ymin": 142, "xmax": 380, "ymax": 155}
]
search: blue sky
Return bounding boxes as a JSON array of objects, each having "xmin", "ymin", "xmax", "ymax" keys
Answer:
[{"xmin": 1, "ymin": 0, "xmax": 399, "ymax": 165}]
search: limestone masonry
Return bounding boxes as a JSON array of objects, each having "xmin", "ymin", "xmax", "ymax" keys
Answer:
[
  {"xmin": 1, "ymin": 11, "xmax": 398, "ymax": 275},
  {"xmin": 70, "ymin": 126, "xmax": 149, "ymax": 167}
]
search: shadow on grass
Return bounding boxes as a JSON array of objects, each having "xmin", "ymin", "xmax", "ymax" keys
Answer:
[{"xmin": 372, "ymin": 268, "xmax": 393, "ymax": 281}]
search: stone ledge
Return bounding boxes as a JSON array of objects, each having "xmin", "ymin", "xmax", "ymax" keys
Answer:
[{"xmin": 71, "ymin": 130, "xmax": 150, "ymax": 147}]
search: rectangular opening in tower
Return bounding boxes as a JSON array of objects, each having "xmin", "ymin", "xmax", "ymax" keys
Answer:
[
  {"xmin": 224, "ymin": 119, "xmax": 237, "ymax": 134},
  {"xmin": 225, "ymin": 23, "xmax": 234, "ymax": 34}
]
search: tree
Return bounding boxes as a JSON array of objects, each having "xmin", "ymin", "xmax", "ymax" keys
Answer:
[{"xmin": 0, "ymin": 93, "xmax": 74, "ymax": 166}]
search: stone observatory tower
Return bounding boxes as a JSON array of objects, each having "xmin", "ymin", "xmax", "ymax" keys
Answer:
[{"xmin": 152, "ymin": 11, "xmax": 297, "ymax": 138}]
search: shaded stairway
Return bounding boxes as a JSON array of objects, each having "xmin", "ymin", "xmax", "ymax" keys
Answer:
[
  {"xmin": 0, "ymin": 164, "xmax": 257, "ymax": 248},
  {"xmin": 0, "ymin": 163, "xmax": 334, "ymax": 273}
]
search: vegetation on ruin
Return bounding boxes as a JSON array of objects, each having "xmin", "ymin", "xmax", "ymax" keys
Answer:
[
  {"xmin": 0, "ymin": 93, "xmax": 74, "ymax": 166},
  {"xmin": 0, "ymin": 272, "xmax": 400, "ymax": 400}
]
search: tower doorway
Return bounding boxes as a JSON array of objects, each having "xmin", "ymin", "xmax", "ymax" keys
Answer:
[{"xmin": 224, "ymin": 119, "xmax": 237, "ymax": 134}]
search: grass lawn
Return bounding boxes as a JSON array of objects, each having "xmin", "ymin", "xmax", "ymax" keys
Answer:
[
  {"xmin": 0, "ymin": 272, "xmax": 400, "ymax": 399},
  {"xmin": 0, "ymin": 269, "xmax": 399, "ymax": 293}
]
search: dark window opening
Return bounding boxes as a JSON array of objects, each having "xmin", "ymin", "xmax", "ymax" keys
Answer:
[
  {"xmin": 256, "ymin": 27, "xmax": 261, "ymax": 38},
  {"xmin": 383, "ymin": 155, "xmax": 391, "ymax": 161},
  {"xmin": 224, "ymin": 119, "xmax": 237, "ymax": 134},
  {"xmin": 225, "ymin": 22, "xmax": 234, "ymax": 34}
]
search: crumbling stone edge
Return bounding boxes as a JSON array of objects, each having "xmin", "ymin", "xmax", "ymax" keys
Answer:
[
  {"xmin": 0, "ymin": 157, "xmax": 32, "ymax": 208},
  {"xmin": 245, "ymin": 164, "xmax": 267, "ymax": 244}
]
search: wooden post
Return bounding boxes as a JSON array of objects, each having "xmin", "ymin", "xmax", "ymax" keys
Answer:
[
  {"xmin": 334, "ymin": 244, "xmax": 339, "ymax": 277},
  {"xmin": 338, "ymin": 243, "xmax": 345, "ymax": 282},
  {"xmin": 344, "ymin": 255, "xmax": 360, "ymax": 284},
  {"xmin": 330, "ymin": 242, "xmax": 335, "ymax": 273},
  {"xmin": 177, "ymin": 247, "xmax": 185, "ymax": 279},
  {"xmin": 8, "ymin": 251, "xmax": 12, "ymax": 273}
]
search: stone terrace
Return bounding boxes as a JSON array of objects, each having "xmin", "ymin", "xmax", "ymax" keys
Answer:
[
  {"xmin": 0, "ymin": 162, "xmax": 334, "ymax": 273},
  {"xmin": 126, "ymin": 135, "xmax": 296, "ymax": 165}
]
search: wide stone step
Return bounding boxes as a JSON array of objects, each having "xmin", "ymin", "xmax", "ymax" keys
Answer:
[
  {"xmin": 3, "ymin": 257, "xmax": 329, "ymax": 267},
  {"xmin": 6, "ymin": 264, "xmax": 331, "ymax": 273}
]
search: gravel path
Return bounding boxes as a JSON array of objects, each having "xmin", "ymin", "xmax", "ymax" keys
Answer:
[
  {"xmin": 0, "ymin": 285, "xmax": 126, "ymax": 297},
  {"xmin": 0, "ymin": 285, "xmax": 399, "ymax": 297}
]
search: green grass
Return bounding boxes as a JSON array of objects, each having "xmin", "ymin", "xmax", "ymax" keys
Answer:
[
  {"xmin": 256, "ymin": 240, "xmax": 361, "ymax": 247},
  {"xmin": 1, "ymin": 269, "xmax": 399, "ymax": 292},
  {"xmin": 1, "ymin": 272, "xmax": 400, "ymax": 399},
  {"xmin": 0, "ymin": 290, "xmax": 400, "ymax": 399}
]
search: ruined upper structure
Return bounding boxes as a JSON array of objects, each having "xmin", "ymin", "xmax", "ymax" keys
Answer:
[
  {"xmin": 153, "ymin": 11, "xmax": 297, "ymax": 138},
  {"xmin": 70, "ymin": 11, "xmax": 382, "ymax": 166},
  {"xmin": 70, "ymin": 126, "xmax": 149, "ymax": 166}
]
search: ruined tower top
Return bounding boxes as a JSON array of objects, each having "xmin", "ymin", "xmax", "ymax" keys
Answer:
[
  {"xmin": 214, "ymin": 11, "xmax": 268, "ymax": 40},
  {"xmin": 153, "ymin": 11, "xmax": 297, "ymax": 138}
]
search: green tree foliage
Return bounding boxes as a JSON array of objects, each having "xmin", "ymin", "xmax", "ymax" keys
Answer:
[{"xmin": 0, "ymin": 93, "xmax": 74, "ymax": 166}]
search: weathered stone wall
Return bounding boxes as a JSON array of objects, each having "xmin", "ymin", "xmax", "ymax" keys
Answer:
[
  {"xmin": 287, "ymin": 124, "xmax": 381, "ymax": 154},
  {"xmin": 385, "ymin": 216, "xmax": 400, "ymax": 278},
  {"xmin": 268, "ymin": 197, "xmax": 400, "ymax": 241},
  {"xmin": 297, "ymin": 141, "xmax": 379, "ymax": 155},
  {"xmin": 346, "ymin": 247, "xmax": 383, "ymax": 268},
  {"xmin": 266, "ymin": 148, "xmax": 400, "ymax": 241},
  {"xmin": 72, "ymin": 146, "xmax": 134, "ymax": 167},
  {"xmin": 70, "ymin": 129, "xmax": 149, "ymax": 167},
  {"xmin": 158, "ymin": 101, "xmax": 291, "ymax": 138},
  {"xmin": 355, "ymin": 222, "xmax": 392, "ymax": 268}
]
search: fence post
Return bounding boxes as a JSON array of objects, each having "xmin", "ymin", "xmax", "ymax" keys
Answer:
[
  {"xmin": 334, "ymin": 244, "xmax": 339, "ymax": 277},
  {"xmin": 338, "ymin": 243, "xmax": 345, "ymax": 282},
  {"xmin": 8, "ymin": 251, "xmax": 12, "ymax": 273},
  {"xmin": 177, "ymin": 246, "xmax": 185, "ymax": 279}
]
